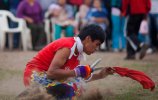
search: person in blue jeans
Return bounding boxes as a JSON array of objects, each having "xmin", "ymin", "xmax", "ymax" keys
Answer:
[{"xmin": 111, "ymin": 0, "xmax": 126, "ymax": 52}]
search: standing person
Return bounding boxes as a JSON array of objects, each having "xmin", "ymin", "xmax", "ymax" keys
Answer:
[
  {"xmin": 149, "ymin": 0, "xmax": 158, "ymax": 50},
  {"xmin": 122, "ymin": 0, "xmax": 151, "ymax": 60},
  {"xmin": 102, "ymin": 0, "xmax": 112, "ymax": 51},
  {"xmin": 111, "ymin": 0, "xmax": 126, "ymax": 52},
  {"xmin": 138, "ymin": 16, "xmax": 150, "ymax": 46},
  {"xmin": 17, "ymin": 0, "xmax": 46, "ymax": 51},
  {"xmin": 23, "ymin": 24, "xmax": 114, "ymax": 99}
]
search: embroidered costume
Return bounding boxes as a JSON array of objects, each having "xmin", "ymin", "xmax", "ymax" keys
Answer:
[{"xmin": 23, "ymin": 37, "xmax": 85, "ymax": 99}]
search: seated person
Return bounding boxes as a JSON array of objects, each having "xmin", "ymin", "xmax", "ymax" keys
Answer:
[
  {"xmin": 17, "ymin": 0, "xmax": 46, "ymax": 50},
  {"xmin": 87, "ymin": 0, "xmax": 109, "ymax": 31},
  {"xmin": 49, "ymin": 0, "xmax": 76, "ymax": 40},
  {"xmin": 87, "ymin": 0, "xmax": 109, "ymax": 50},
  {"xmin": 76, "ymin": 0, "xmax": 92, "ymax": 30}
]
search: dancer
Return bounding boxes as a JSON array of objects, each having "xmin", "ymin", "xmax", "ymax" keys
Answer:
[{"xmin": 23, "ymin": 24, "xmax": 114, "ymax": 99}]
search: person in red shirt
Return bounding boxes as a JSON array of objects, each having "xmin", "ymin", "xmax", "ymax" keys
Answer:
[
  {"xmin": 23, "ymin": 24, "xmax": 114, "ymax": 99},
  {"xmin": 122, "ymin": 0, "xmax": 151, "ymax": 60}
]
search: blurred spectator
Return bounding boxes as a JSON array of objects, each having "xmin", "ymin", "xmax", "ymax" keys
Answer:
[
  {"xmin": 138, "ymin": 16, "xmax": 150, "ymax": 45},
  {"xmin": 49, "ymin": 0, "xmax": 75, "ymax": 40},
  {"xmin": 0, "ymin": 0, "xmax": 22, "ymax": 49},
  {"xmin": 138, "ymin": 16, "xmax": 153, "ymax": 54},
  {"xmin": 68, "ymin": 0, "xmax": 83, "ymax": 7},
  {"xmin": 0, "ymin": 0, "xmax": 9, "ymax": 48},
  {"xmin": 87, "ymin": 0, "xmax": 108, "ymax": 31},
  {"xmin": 87, "ymin": 0, "xmax": 109, "ymax": 50},
  {"xmin": 111, "ymin": 0, "xmax": 126, "ymax": 52},
  {"xmin": 76, "ymin": 0, "xmax": 92, "ymax": 30},
  {"xmin": 102, "ymin": 0, "xmax": 112, "ymax": 31},
  {"xmin": 102, "ymin": 0, "xmax": 112, "ymax": 51},
  {"xmin": 58, "ymin": 0, "xmax": 74, "ymax": 19},
  {"xmin": 67, "ymin": 0, "xmax": 83, "ymax": 13},
  {"xmin": 0, "ymin": 0, "xmax": 9, "ymax": 10},
  {"xmin": 149, "ymin": 0, "xmax": 158, "ymax": 49},
  {"xmin": 37, "ymin": 0, "xmax": 57, "ymax": 15},
  {"xmin": 17, "ymin": 0, "xmax": 46, "ymax": 51},
  {"xmin": 122, "ymin": 0, "xmax": 151, "ymax": 60},
  {"xmin": 9, "ymin": 0, "xmax": 23, "ymax": 48},
  {"xmin": 10, "ymin": 0, "xmax": 22, "ymax": 14}
]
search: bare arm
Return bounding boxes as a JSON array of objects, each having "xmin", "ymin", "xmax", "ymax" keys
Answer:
[
  {"xmin": 46, "ymin": 48, "xmax": 76, "ymax": 80},
  {"xmin": 87, "ymin": 67, "xmax": 114, "ymax": 82},
  {"xmin": 24, "ymin": 16, "xmax": 34, "ymax": 24}
]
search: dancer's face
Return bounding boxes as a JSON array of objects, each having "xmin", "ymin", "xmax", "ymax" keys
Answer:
[{"xmin": 83, "ymin": 36, "xmax": 101, "ymax": 55}]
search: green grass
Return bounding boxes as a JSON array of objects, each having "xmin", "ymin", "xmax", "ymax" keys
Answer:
[
  {"xmin": 103, "ymin": 86, "xmax": 158, "ymax": 100},
  {"xmin": 102, "ymin": 62, "xmax": 158, "ymax": 100},
  {"xmin": 123, "ymin": 62, "xmax": 158, "ymax": 72},
  {"xmin": 0, "ymin": 53, "xmax": 157, "ymax": 100}
]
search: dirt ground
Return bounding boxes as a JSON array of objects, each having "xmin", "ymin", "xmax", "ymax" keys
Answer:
[{"xmin": 0, "ymin": 50, "xmax": 158, "ymax": 100}]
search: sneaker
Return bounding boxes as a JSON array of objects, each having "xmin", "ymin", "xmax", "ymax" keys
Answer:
[
  {"xmin": 139, "ymin": 44, "xmax": 148, "ymax": 59},
  {"xmin": 146, "ymin": 48, "xmax": 153, "ymax": 54}
]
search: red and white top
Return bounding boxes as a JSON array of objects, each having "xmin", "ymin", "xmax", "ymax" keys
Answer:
[{"xmin": 24, "ymin": 37, "xmax": 83, "ymax": 86}]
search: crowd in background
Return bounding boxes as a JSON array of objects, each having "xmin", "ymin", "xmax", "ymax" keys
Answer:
[{"xmin": 0, "ymin": 0, "xmax": 158, "ymax": 58}]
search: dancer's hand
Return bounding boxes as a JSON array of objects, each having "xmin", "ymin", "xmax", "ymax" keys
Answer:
[
  {"xmin": 98, "ymin": 67, "xmax": 115, "ymax": 79},
  {"xmin": 74, "ymin": 65, "xmax": 93, "ymax": 78}
]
